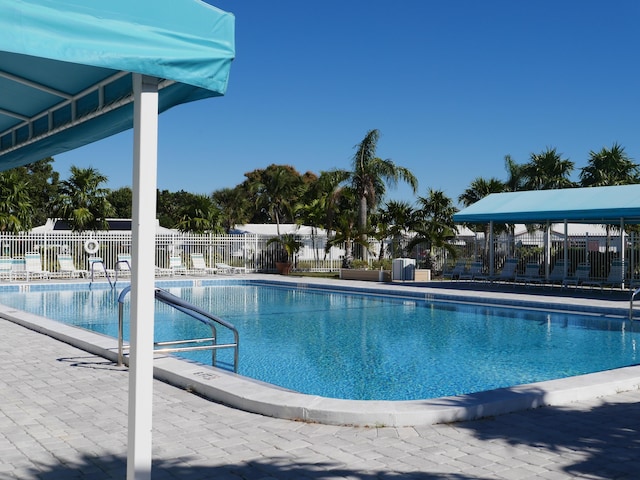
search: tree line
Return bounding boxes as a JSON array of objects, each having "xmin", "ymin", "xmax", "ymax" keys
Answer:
[{"xmin": 0, "ymin": 132, "xmax": 636, "ymax": 267}]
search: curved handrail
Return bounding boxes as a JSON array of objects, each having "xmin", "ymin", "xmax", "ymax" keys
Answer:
[
  {"xmin": 117, "ymin": 286, "xmax": 239, "ymax": 371},
  {"xmin": 629, "ymin": 286, "xmax": 640, "ymax": 321}
]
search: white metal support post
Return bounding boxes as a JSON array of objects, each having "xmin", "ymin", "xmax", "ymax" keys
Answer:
[{"xmin": 128, "ymin": 74, "xmax": 159, "ymax": 480}]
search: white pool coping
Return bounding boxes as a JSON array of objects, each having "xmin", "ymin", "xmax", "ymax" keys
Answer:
[{"xmin": 2, "ymin": 275, "xmax": 640, "ymax": 427}]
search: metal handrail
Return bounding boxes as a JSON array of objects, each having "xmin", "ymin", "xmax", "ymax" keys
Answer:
[
  {"xmin": 630, "ymin": 286, "xmax": 640, "ymax": 321},
  {"xmin": 117, "ymin": 286, "xmax": 239, "ymax": 372}
]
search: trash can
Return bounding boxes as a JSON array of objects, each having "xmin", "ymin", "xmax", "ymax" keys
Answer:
[{"xmin": 392, "ymin": 258, "xmax": 416, "ymax": 281}]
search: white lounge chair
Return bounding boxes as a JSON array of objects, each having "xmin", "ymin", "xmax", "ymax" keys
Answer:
[
  {"xmin": 215, "ymin": 262, "xmax": 246, "ymax": 274},
  {"xmin": 190, "ymin": 253, "xmax": 217, "ymax": 275},
  {"xmin": 169, "ymin": 255, "xmax": 187, "ymax": 275},
  {"xmin": 55, "ymin": 254, "xmax": 87, "ymax": 278},
  {"xmin": 0, "ymin": 256, "xmax": 14, "ymax": 281},
  {"xmin": 24, "ymin": 252, "xmax": 49, "ymax": 280}
]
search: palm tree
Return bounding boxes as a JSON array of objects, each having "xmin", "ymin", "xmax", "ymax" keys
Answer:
[
  {"xmin": 522, "ymin": 147, "xmax": 574, "ymax": 190},
  {"xmin": 458, "ymin": 177, "xmax": 507, "ymax": 257},
  {"xmin": 333, "ymin": 129, "xmax": 418, "ymax": 259},
  {"xmin": 580, "ymin": 143, "xmax": 638, "ymax": 187},
  {"xmin": 408, "ymin": 189, "xmax": 458, "ymax": 269},
  {"xmin": 504, "ymin": 154, "xmax": 526, "ymax": 192},
  {"xmin": 374, "ymin": 200, "xmax": 414, "ymax": 260},
  {"xmin": 175, "ymin": 194, "xmax": 223, "ymax": 234},
  {"xmin": 0, "ymin": 170, "xmax": 34, "ymax": 233},
  {"xmin": 580, "ymin": 143, "xmax": 638, "ymax": 249},
  {"xmin": 250, "ymin": 164, "xmax": 304, "ymax": 235},
  {"xmin": 53, "ymin": 166, "xmax": 115, "ymax": 232},
  {"xmin": 212, "ymin": 187, "xmax": 251, "ymax": 233}
]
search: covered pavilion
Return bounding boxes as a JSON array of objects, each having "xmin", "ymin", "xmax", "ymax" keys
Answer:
[
  {"xmin": 0, "ymin": 1, "xmax": 234, "ymax": 478},
  {"xmin": 453, "ymin": 184, "xmax": 640, "ymax": 282}
]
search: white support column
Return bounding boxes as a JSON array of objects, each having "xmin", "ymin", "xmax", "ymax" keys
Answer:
[
  {"xmin": 544, "ymin": 222, "xmax": 551, "ymax": 279},
  {"xmin": 127, "ymin": 74, "xmax": 159, "ymax": 480},
  {"xmin": 489, "ymin": 221, "xmax": 494, "ymax": 277},
  {"xmin": 563, "ymin": 220, "xmax": 569, "ymax": 278}
]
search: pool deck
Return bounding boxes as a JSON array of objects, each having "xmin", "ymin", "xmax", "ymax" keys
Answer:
[{"xmin": 2, "ymin": 275, "xmax": 640, "ymax": 478}]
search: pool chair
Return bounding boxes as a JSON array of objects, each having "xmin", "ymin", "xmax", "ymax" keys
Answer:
[
  {"xmin": 563, "ymin": 262, "xmax": 591, "ymax": 288},
  {"xmin": 24, "ymin": 252, "xmax": 49, "ymax": 280},
  {"xmin": 583, "ymin": 259, "xmax": 627, "ymax": 290},
  {"xmin": 0, "ymin": 256, "xmax": 14, "ymax": 281},
  {"xmin": 515, "ymin": 262, "xmax": 543, "ymax": 286},
  {"xmin": 215, "ymin": 262, "xmax": 246, "ymax": 274},
  {"xmin": 169, "ymin": 255, "xmax": 188, "ymax": 275},
  {"xmin": 10, "ymin": 257, "xmax": 28, "ymax": 281},
  {"xmin": 458, "ymin": 261, "xmax": 484, "ymax": 281},
  {"xmin": 190, "ymin": 253, "xmax": 217, "ymax": 275},
  {"xmin": 87, "ymin": 256, "xmax": 115, "ymax": 280},
  {"xmin": 547, "ymin": 260, "xmax": 570, "ymax": 286},
  {"xmin": 55, "ymin": 254, "xmax": 87, "ymax": 278},
  {"xmin": 489, "ymin": 258, "xmax": 518, "ymax": 283},
  {"xmin": 116, "ymin": 253, "xmax": 132, "ymax": 277},
  {"xmin": 442, "ymin": 261, "xmax": 466, "ymax": 280}
]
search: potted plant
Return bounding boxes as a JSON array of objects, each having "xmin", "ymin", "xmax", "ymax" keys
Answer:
[{"xmin": 267, "ymin": 233, "xmax": 303, "ymax": 275}]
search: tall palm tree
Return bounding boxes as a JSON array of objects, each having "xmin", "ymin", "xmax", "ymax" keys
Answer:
[
  {"xmin": 53, "ymin": 166, "xmax": 115, "ymax": 233},
  {"xmin": 504, "ymin": 154, "xmax": 526, "ymax": 192},
  {"xmin": 333, "ymin": 129, "xmax": 418, "ymax": 259},
  {"xmin": 580, "ymin": 143, "xmax": 638, "ymax": 187},
  {"xmin": 0, "ymin": 170, "xmax": 34, "ymax": 233},
  {"xmin": 522, "ymin": 147, "xmax": 574, "ymax": 190}
]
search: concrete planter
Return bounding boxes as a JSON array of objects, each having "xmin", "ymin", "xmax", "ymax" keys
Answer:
[{"xmin": 339, "ymin": 269, "xmax": 391, "ymax": 282}]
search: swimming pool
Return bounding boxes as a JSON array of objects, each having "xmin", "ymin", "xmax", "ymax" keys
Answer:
[{"xmin": 0, "ymin": 280, "xmax": 638, "ymax": 402}]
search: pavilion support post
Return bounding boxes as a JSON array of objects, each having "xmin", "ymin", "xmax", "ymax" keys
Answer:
[
  {"xmin": 489, "ymin": 221, "xmax": 494, "ymax": 277},
  {"xmin": 621, "ymin": 219, "xmax": 626, "ymax": 289},
  {"xmin": 544, "ymin": 222, "xmax": 550, "ymax": 279},
  {"xmin": 127, "ymin": 74, "xmax": 159, "ymax": 480},
  {"xmin": 563, "ymin": 220, "xmax": 568, "ymax": 278}
]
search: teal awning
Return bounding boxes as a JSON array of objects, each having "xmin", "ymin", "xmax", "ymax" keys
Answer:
[
  {"xmin": 0, "ymin": 0, "xmax": 234, "ymax": 169},
  {"xmin": 453, "ymin": 184, "xmax": 640, "ymax": 225}
]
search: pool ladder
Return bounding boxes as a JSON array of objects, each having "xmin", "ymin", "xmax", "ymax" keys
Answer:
[{"xmin": 117, "ymin": 286, "xmax": 239, "ymax": 372}]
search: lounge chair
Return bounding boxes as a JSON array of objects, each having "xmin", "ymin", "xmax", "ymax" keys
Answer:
[
  {"xmin": 55, "ymin": 254, "xmax": 87, "ymax": 278},
  {"xmin": 442, "ymin": 261, "xmax": 466, "ymax": 280},
  {"xmin": 169, "ymin": 255, "xmax": 188, "ymax": 275},
  {"xmin": 515, "ymin": 262, "xmax": 543, "ymax": 286},
  {"xmin": 190, "ymin": 253, "xmax": 217, "ymax": 275},
  {"xmin": 547, "ymin": 260, "xmax": 570, "ymax": 286},
  {"xmin": 10, "ymin": 257, "xmax": 28, "ymax": 281},
  {"xmin": 563, "ymin": 262, "xmax": 591, "ymax": 288},
  {"xmin": 489, "ymin": 258, "xmax": 518, "ymax": 283},
  {"xmin": 0, "ymin": 256, "xmax": 14, "ymax": 281},
  {"xmin": 215, "ymin": 262, "xmax": 246, "ymax": 274},
  {"xmin": 24, "ymin": 252, "xmax": 49, "ymax": 280},
  {"xmin": 459, "ymin": 261, "xmax": 484, "ymax": 280},
  {"xmin": 87, "ymin": 256, "xmax": 115, "ymax": 279},
  {"xmin": 583, "ymin": 259, "xmax": 626, "ymax": 289}
]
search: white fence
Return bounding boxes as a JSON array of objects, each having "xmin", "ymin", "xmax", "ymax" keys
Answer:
[{"xmin": 0, "ymin": 231, "xmax": 345, "ymax": 275}]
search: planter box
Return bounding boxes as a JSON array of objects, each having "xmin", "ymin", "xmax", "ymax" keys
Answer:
[
  {"xmin": 414, "ymin": 269, "xmax": 431, "ymax": 282},
  {"xmin": 340, "ymin": 269, "xmax": 391, "ymax": 282}
]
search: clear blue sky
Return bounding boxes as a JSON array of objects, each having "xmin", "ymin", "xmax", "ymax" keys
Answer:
[{"xmin": 54, "ymin": 0, "xmax": 640, "ymax": 207}]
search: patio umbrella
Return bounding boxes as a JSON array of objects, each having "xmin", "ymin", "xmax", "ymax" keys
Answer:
[{"xmin": 0, "ymin": 1, "xmax": 235, "ymax": 478}]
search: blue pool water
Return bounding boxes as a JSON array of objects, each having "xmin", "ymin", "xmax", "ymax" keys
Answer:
[{"xmin": 1, "ymin": 283, "xmax": 638, "ymax": 401}]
